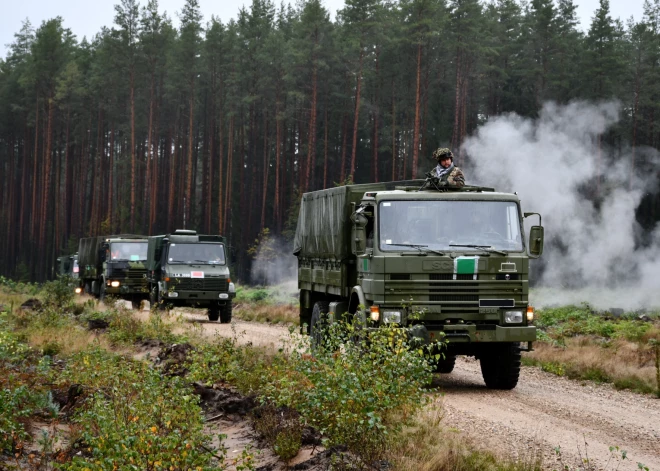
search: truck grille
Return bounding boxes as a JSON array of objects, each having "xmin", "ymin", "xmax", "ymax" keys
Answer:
[
  {"xmin": 108, "ymin": 268, "xmax": 148, "ymax": 286},
  {"xmin": 172, "ymin": 278, "xmax": 228, "ymax": 292},
  {"xmin": 384, "ymin": 275, "xmax": 524, "ymax": 315}
]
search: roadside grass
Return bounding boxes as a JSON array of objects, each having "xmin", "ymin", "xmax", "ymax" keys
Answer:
[
  {"xmin": 390, "ymin": 400, "xmax": 543, "ymax": 471},
  {"xmin": 528, "ymin": 305, "xmax": 660, "ymax": 395},
  {"xmin": 233, "ymin": 283, "xmax": 299, "ymax": 325}
]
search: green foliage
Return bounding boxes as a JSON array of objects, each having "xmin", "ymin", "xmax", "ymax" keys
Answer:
[
  {"xmin": 60, "ymin": 347, "xmax": 222, "ymax": 471},
  {"xmin": 42, "ymin": 275, "xmax": 76, "ymax": 309},
  {"xmin": 0, "ymin": 276, "xmax": 39, "ymax": 295},
  {"xmin": 236, "ymin": 286, "xmax": 272, "ymax": 303},
  {"xmin": 261, "ymin": 321, "xmax": 435, "ymax": 463},
  {"xmin": 534, "ymin": 305, "xmax": 657, "ymax": 343}
]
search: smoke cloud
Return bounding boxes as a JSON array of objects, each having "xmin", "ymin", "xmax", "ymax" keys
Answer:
[
  {"xmin": 249, "ymin": 235, "xmax": 297, "ymax": 287},
  {"xmin": 462, "ymin": 101, "xmax": 660, "ymax": 310}
]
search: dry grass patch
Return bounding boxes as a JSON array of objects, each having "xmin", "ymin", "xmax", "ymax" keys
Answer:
[
  {"xmin": 390, "ymin": 399, "xmax": 543, "ymax": 471},
  {"xmin": 26, "ymin": 325, "xmax": 112, "ymax": 356},
  {"xmin": 234, "ymin": 302, "xmax": 299, "ymax": 325},
  {"xmin": 525, "ymin": 337, "xmax": 658, "ymax": 394}
]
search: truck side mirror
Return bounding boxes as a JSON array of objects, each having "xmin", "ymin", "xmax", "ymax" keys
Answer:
[
  {"xmin": 99, "ymin": 248, "xmax": 107, "ymax": 262},
  {"xmin": 528, "ymin": 226, "xmax": 544, "ymax": 258},
  {"xmin": 351, "ymin": 210, "xmax": 369, "ymax": 256}
]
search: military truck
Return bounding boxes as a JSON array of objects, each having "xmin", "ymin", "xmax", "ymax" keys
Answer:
[
  {"xmin": 293, "ymin": 179, "xmax": 544, "ymax": 389},
  {"xmin": 146, "ymin": 230, "xmax": 235, "ymax": 322},
  {"xmin": 55, "ymin": 253, "xmax": 82, "ymax": 293},
  {"xmin": 78, "ymin": 235, "xmax": 149, "ymax": 307}
]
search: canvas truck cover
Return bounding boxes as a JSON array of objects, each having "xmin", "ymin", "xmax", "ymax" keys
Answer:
[
  {"xmin": 79, "ymin": 234, "xmax": 146, "ymax": 269},
  {"xmin": 293, "ymin": 180, "xmax": 424, "ymax": 259},
  {"xmin": 147, "ymin": 235, "xmax": 167, "ymax": 272}
]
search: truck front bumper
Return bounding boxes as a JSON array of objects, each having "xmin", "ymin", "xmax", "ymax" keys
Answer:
[
  {"xmin": 163, "ymin": 291, "xmax": 236, "ymax": 301},
  {"xmin": 407, "ymin": 324, "xmax": 536, "ymax": 345},
  {"xmin": 106, "ymin": 285, "xmax": 149, "ymax": 295}
]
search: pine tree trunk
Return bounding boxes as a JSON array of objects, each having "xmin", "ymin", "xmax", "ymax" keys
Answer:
[
  {"xmin": 261, "ymin": 113, "xmax": 270, "ymax": 229},
  {"xmin": 31, "ymin": 97, "xmax": 40, "ymax": 242},
  {"xmin": 306, "ymin": 65, "xmax": 318, "ymax": 192},
  {"xmin": 452, "ymin": 47, "xmax": 462, "ymax": 152},
  {"xmin": 350, "ymin": 49, "xmax": 364, "ymax": 180},
  {"xmin": 412, "ymin": 43, "xmax": 423, "ymax": 179},
  {"xmin": 130, "ymin": 71, "xmax": 136, "ymax": 232},
  {"xmin": 186, "ymin": 82, "xmax": 195, "ymax": 228}
]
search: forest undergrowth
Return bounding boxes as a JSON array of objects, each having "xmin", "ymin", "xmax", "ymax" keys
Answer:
[{"xmin": 5, "ymin": 278, "xmax": 653, "ymax": 470}]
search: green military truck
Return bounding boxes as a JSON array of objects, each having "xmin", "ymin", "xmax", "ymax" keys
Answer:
[
  {"xmin": 146, "ymin": 230, "xmax": 235, "ymax": 322},
  {"xmin": 55, "ymin": 253, "xmax": 81, "ymax": 293},
  {"xmin": 78, "ymin": 235, "xmax": 149, "ymax": 307},
  {"xmin": 293, "ymin": 179, "xmax": 544, "ymax": 389}
]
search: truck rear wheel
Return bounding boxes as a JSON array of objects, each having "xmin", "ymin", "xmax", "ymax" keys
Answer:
[
  {"xmin": 435, "ymin": 354, "xmax": 456, "ymax": 374},
  {"xmin": 310, "ymin": 301, "xmax": 330, "ymax": 350},
  {"xmin": 208, "ymin": 305, "xmax": 220, "ymax": 322},
  {"xmin": 479, "ymin": 342, "xmax": 521, "ymax": 390},
  {"xmin": 220, "ymin": 301, "xmax": 232, "ymax": 324}
]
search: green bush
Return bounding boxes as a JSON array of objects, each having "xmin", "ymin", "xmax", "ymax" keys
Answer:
[
  {"xmin": 59, "ymin": 348, "xmax": 222, "ymax": 471},
  {"xmin": 42, "ymin": 276, "xmax": 76, "ymax": 309}
]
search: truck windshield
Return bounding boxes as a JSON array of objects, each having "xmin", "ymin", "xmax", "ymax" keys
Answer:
[
  {"xmin": 378, "ymin": 200, "xmax": 523, "ymax": 252},
  {"xmin": 109, "ymin": 242, "xmax": 148, "ymax": 261},
  {"xmin": 167, "ymin": 243, "xmax": 226, "ymax": 265}
]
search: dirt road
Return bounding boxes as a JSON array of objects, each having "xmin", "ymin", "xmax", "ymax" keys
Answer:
[{"xmin": 159, "ymin": 308, "xmax": 660, "ymax": 470}]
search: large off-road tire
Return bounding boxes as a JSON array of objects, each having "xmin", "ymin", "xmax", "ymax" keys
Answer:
[
  {"xmin": 310, "ymin": 301, "xmax": 330, "ymax": 351},
  {"xmin": 435, "ymin": 354, "xmax": 456, "ymax": 374},
  {"xmin": 150, "ymin": 286, "xmax": 158, "ymax": 308},
  {"xmin": 208, "ymin": 305, "xmax": 220, "ymax": 322},
  {"xmin": 99, "ymin": 280, "xmax": 106, "ymax": 302},
  {"xmin": 479, "ymin": 342, "xmax": 521, "ymax": 390},
  {"xmin": 220, "ymin": 301, "xmax": 232, "ymax": 324},
  {"xmin": 156, "ymin": 286, "xmax": 167, "ymax": 311}
]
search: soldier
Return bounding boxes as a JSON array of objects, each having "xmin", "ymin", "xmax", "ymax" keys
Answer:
[{"xmin": 431, "ymin": 148, "xmax": 465, "ymax": 187}]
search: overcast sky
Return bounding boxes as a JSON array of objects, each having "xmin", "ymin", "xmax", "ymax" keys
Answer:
[{"xmin": 1, "ymin": 0, "xmax": 646, "ymax": 58}]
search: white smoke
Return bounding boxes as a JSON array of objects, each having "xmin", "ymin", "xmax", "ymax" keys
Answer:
[
  {"xmin": 463, "ymin": 101, "xmax": 660, "ymax": 310},
  {"xmin": 249, "ymin": 235, "xmax": 297, "ymax": 286}
]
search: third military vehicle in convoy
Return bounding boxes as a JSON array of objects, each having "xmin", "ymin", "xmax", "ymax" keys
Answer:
[
  {"xmin": 78, "ymin": 235, "xmax": 149, "ymax": 307},
  {"xmin": 294, "ymin": 179, "xmax": 544, "ymax": 389},
  {"xmin": 146, "ymin": 230, "xmax": 235, "ymax": 322}
]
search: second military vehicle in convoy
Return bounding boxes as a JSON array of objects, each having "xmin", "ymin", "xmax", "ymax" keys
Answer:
[
  {"xmin": 294, "ymin": 179, "xmax": 544, "ymax": 389},
  {"xmin": 78, "ymin": 235, "xmax": 149, "ymax": 307},
  {"xmin": 146, "ymin": 230, "xmax": 235, "ymax": 322},
  {"xmin": 55, "ymin": 253, "xmax": 81, "ymax": 293}
]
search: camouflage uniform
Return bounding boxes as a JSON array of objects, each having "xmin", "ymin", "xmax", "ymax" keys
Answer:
[{"xmin": 431, "ymin": 148, "xmax": 465, "ymax": 187}]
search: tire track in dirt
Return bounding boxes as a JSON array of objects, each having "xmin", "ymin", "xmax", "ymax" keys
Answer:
[{"xmin": 437, "ymin": 357, "xmax": 660, "ymax": 470}]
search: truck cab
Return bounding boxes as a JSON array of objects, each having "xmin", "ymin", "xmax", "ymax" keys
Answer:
[
  {"xmin": 295, "ymin": 180, "xmax": 544, "ymax": 389},
  {"xmin": 147, "ymin": 230, "xmax": 235, "ymax": 322}
]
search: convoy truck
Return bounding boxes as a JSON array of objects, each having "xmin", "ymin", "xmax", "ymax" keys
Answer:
[
  {"xmin": 78, "ymin": 235, "xmax": 149, "ymax": 307},
  {"xmin": 55, "ymin": 253, "xmax": 81, "ymax": 293},
  {"xmin": 146, "ymin": 230, "xmax": 235, "ymax": 322},
  {"xmin": 293, "ymin": 179, "xmax": 544, "ymax": 389}
]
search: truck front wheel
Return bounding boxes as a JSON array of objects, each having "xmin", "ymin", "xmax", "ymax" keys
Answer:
[
  {"xmin": 220, "ymin": 301, "xmax": 232, "ymax": 324},
  {"xmin": 435, "ymin": 354, "xmax": 456, "ymax": 374},
  {"xmin": 99, "ymin": 280, "xmax": 106, "ymax": 302},
  {"xmin": 310, "ymin": 301, "xmax": 330, "ymax": 350},
  {"xmin": 208, "ymin": 305, "xmax": 220, "ymax": 322},
  {"xmin": 479, "ymin": 342, "xmax": 521, "ymax": 390}
]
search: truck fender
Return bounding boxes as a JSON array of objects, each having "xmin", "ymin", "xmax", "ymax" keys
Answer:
[
  {"xmin": 348, "ymin": 286, "xmax": 368, "ymax": 327},
  {"xmin": 348, "ymin": 286, "xmax": 366, "ymax": 313}
]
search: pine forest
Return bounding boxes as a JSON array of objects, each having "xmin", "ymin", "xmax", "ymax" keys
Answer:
[{"xmin": 1, "ymin": 0, "xmax": 659, "ymax": 281}]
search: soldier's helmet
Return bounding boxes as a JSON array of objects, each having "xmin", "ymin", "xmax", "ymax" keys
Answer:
[{"xmin": 432, "ymin": 148, "xmax": 454, "ymax": 161}]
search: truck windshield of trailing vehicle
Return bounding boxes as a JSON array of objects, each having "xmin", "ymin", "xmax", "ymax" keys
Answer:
[
  {"xmin": 167, "ymin": 243, "xmax": 226, "ymax": 265},
  {"xmin": 110, "ymin": 242, "xmax": 148, "ymax": 261},
  {"xmin": 378, "ymin": 200, "xmax": 523, "ymax": 253}
]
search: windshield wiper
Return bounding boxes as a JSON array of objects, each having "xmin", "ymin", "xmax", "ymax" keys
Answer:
[
  {"xmin": 449, "ymin": 244, "xmax": 507, "ymax": 256},
  {"xmin": 387, "ymin": 244, "xmax": 445, "ymax": 256}
]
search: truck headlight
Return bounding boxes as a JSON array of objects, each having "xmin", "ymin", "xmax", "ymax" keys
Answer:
[
  {"xmin": 168, "ymin": 292, "xmax": 178, "ymax": 298},
  {"xmin": 219, "ymin": 293, "xmax": 229, "ymax": 299},
  {"xmin": 111, "ymin": 281, "xmax": 120, "ymax": 287},
  {"xmin": 228, "ymin": 282, "xmax": 235, "ymax": 293},
  {"xmin": 504, "ymin": 311, "xmax": 523, "ymax": 323},
  {"xmin": 75, "ymin": 287, "xmax": 82, "ymax": 294},
  {"xmin": 526, "ymin": 306, "xmax": 535, "ymax": 322},
  {"xmin": 382, "ymin": 310, "xmax": 402, "ymax": 324}
]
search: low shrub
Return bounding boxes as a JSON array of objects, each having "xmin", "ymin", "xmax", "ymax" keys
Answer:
[{"xmin": 60, "ymin": 348, "xmax": 223, "ymax": 470}]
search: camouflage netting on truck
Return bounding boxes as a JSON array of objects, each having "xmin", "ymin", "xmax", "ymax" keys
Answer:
[{"xmin": 293, "ymin": 186, "xmax": 350, "ymax": 259}]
